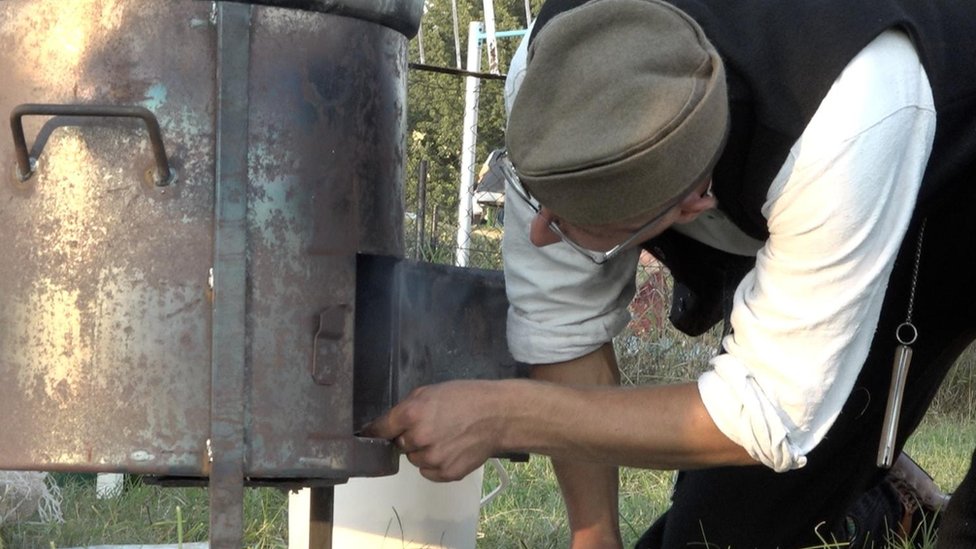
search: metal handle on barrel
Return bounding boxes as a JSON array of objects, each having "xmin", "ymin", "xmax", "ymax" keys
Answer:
[{"xmin": 10, "ymin": 103, "xmax": 174, "ymax": 186}]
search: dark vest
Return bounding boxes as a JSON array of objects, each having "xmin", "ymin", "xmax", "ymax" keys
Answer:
[{"xmin": 531, "ymin": 0, "xmax": 976, "ymax": 335}]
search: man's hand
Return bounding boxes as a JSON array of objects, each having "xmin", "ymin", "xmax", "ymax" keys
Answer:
[
  {"xmin": 363, "ymin": 380, "xmax": 508, "ymax": 482},
  {"xmin": 365, "ymin": 375, "xmax": 753, "ymax": 482}
]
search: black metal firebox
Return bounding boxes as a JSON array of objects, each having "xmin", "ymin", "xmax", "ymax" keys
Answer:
[{"xmin": 0, "ymin": 2, "xmax": 517, "ymax": 546}]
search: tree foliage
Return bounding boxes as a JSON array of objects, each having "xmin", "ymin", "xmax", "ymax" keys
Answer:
[{"xmin": 405, "ymin": 1, "xmax": 543, "ymax": 249}]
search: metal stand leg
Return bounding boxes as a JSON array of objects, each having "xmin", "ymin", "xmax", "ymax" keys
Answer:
[
  {"xmin": 209, "ymin": 464, "xmax": 245, "ymax": 548},
  {"xmin": 309, "ymin": 487, "xmax": 335, "ymax": 549},
  {"xmin": 289, "ymin": 487, "xmax": 334, "ymax": 549}
]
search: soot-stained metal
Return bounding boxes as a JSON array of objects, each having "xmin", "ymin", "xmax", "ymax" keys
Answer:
[
  {"xmin": 224, "ymin": 0, "xmax": 425, "ymax": 37},
  {"xmin": 0, "ymin": 0, "xmax": 518, "ymax": 545}
]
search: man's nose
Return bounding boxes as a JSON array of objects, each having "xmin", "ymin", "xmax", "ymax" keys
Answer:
[{"xmin": 529, "ymin": 208, "xmax": 562, "ymax": 247}]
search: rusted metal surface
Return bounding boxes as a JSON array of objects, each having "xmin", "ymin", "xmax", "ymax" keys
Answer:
[
  {"xmin": 0, "ymin": 0, "xmax": 410, "ymax": 481},
  {"xmin": 0, "ymin": 0, "xmax": 217, "ymax": 477},
  {"xmin": 209, "ymin": 3, "xmax": 251, "ymax": 545},
  {"xmin": 0, "ymin": 6, "xmax": 518, "ymax": 542},
  {"xmin": 241, "ymin": 4, "xmax": 405, "ymax": 480}
]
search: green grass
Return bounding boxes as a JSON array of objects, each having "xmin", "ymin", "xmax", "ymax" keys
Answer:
[
  {"xmin": 0, "ymin": 480, "xmax": 287, "ymax": 548},
  {"xmin": 477, "ymin": 413, "xmax": 975, "ymax": 549},
  {"xmin": 904, "ymin": 413, "xmax": 976, "ymax": 493}
]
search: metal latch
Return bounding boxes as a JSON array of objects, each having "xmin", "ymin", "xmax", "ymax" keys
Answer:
[{"xmin": 311, "ymin": 304, "xmax": 353, "ymax": 386}]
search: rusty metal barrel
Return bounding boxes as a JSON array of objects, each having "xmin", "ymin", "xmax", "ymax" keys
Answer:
[{"xmin": 0, "ymin": 1, "xmax": 428, "ymax": 544}]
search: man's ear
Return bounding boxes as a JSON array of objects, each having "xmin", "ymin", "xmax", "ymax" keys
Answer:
[{"xmin": 674, "ymin": 181, "xmax": 716, "ymax": 224}]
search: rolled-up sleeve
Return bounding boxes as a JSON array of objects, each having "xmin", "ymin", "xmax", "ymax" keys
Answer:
[
  {"xmin": 698, "ymin": 31, "xmax": 935, "ymax": 471},
  {"xmin": 502, "ymin": 183, "xmax": 639, "ymax": 364}
]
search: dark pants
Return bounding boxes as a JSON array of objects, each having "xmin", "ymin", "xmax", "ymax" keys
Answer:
[{"xmin": 637, "ymin": 181, "xmax": 976, "ymax": 549}]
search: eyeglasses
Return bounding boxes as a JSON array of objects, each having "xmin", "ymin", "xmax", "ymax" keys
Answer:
[{"xmin": 498, "ymin": 150, "xmax": 674, "ymax": 265}]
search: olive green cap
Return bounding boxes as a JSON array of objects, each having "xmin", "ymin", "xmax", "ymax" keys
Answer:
[{"xmin": 506, "ymin": 0, "xmax": 728, "ymax": 225}]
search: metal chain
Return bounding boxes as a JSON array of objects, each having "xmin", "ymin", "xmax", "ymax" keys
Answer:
[{"xmin": 897, "ymin": 219, "xmax": 927, "ymax": 345}]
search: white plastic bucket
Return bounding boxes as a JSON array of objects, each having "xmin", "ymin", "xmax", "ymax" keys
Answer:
[{"xmin": 289, "ymin": 455, "xmax": 488, "ymax": 549}]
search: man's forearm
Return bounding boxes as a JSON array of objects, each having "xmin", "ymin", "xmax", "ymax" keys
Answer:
[
  {"xmin": 529, "ymin": 343, "xmax": 624, "ymax": 548},
  {"xmin": 497, "ymin": 379, "xmax": 754, "ymax": 470}
]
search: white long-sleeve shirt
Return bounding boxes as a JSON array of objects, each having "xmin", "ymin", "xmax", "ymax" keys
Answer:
[{"xmin": 503, "ymin": 30, "xmax": 936, "ymax": 471}]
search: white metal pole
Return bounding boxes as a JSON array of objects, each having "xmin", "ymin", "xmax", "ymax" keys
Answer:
[
  {"xmin": 451, "ymin": 0, "xmax": 463, "ymax": 69},
  {"xmin": 455, "ymin": 21, "xmax": 483, "ymax": 268},
  {"xmin": 417, "ymin": 18, "xmax": 425, "ymax": 64},
  {"xmin": 482, "ymin": 0, "xmax": 500, "ymax": 74}
]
